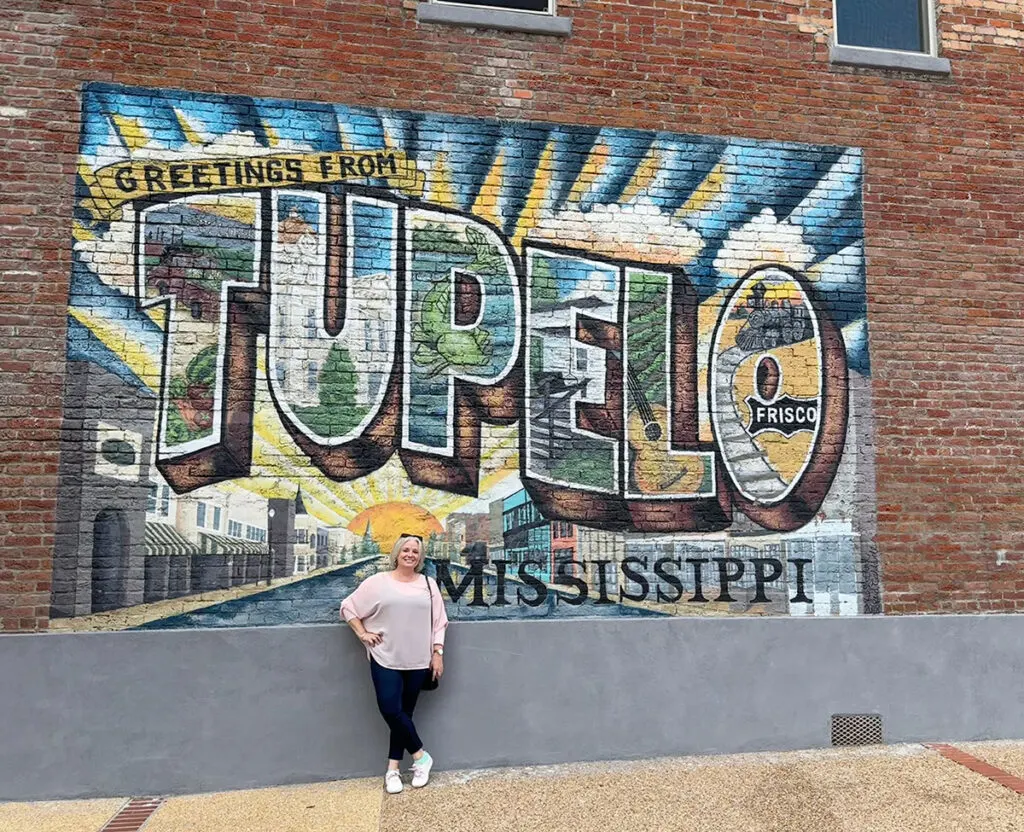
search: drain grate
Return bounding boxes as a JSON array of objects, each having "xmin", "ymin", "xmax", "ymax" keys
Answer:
[{"xmin": 831, "ymin": 713, "xmax": 883, "ymax": 747}]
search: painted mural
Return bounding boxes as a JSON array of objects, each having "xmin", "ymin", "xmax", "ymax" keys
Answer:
[{"xmin": 53, "ymin": 82, "xmax": 876, "ymax": 631}]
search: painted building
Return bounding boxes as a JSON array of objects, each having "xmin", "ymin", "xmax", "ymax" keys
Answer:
[
  {"xmin": 292, "ymin": 489, "xmax": 320, "ymax": 575},
  {"xmin": 502, "ymin": 489, "xmax": 553, "ymax": 583},
  {"xmin": 444, "ymin": 511, "xmax": 491, "ymax": 565},
  {"xmin": 325, "ymin": 526, "xmax": 361, "ymax": 565}
]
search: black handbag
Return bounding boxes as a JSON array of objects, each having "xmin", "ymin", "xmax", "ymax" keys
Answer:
[{"xmin": 421, "ymin": 575, "xmax": 439, "ymax": 691}]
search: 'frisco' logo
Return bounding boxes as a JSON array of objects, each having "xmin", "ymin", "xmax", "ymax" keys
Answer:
[{"xmin": 744, "ymin": 395, "xmax": 819, "ymax": 438}]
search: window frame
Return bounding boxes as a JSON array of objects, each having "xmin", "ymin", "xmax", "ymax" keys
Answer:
[
  {"xmin": 832, "ymin": 0, "xmax": 937, "ymax": 57},
  {"xmin": 430, "ymin": 0, "xmax": 554, "ymax": 15},
  {"xmin": 829, "ymin": 0, "xmax": 949, "ymax": 74},
  {"xmin": 417, "ymin": 0, "xmax": 570, "ymax": 36}
]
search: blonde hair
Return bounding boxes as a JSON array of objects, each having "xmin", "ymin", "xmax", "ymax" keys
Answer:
[{"xmin": 388, "ymin": 535, "xmax": 424, "ymax": 571}]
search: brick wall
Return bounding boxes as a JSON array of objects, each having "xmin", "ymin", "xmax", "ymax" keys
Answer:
[{"xmin": 1, "ymin": 0, "xmax": 1022, "ymax": 630}]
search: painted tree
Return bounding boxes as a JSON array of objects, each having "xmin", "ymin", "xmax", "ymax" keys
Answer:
[
  {"xmin": 359, "ymin": 521, "xmax": 381, "ymax": 558},
  {"xmin": 295, "ymin": 343, "xmax": 362, "ymax": 436}
]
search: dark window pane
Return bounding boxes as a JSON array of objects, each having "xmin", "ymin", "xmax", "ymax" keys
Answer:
[
  {"xmin": 836, "ymin": 0, "xmax": 926, "ymax": 52},
  {"xmin": 435, "ymin": 0, "xmax": 550, "ymax": 12}
]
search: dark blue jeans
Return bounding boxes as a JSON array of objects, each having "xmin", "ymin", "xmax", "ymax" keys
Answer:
[{"xmin": 370, "ymin": 658, "xmax": 430, "ymax": 762}]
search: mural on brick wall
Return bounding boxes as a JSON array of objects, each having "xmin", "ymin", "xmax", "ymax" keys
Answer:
[{"xmin": 54, "ymin": 83, "xmax": 875, "ymax": 630}]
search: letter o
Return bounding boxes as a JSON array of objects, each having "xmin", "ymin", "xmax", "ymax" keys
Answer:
[{"xmin": 357, "ymin": 155, "xmax": 377, "ymax": 176}]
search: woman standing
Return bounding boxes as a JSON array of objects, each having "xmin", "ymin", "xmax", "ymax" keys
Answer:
[{"xmin": 340, "ymin": 534, "xmax": 449, "ymax": 794}]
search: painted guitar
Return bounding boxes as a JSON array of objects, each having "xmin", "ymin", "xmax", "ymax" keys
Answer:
[{"xmin": 624, "ymin": 365, "xmax": 707, "ymax": 494}]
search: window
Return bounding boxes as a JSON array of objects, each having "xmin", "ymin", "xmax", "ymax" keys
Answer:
[
  {"xmin": 228, "ymin": 520, "xmax": 243, "ymax": 538},
  {"xmin": 147, "ymin": 483, "xmax": 158, "ymax": 513},
  {"xmin": 835, "ymin": 0, "xmax": 933, "ymax": 53},
  {"xmin": 305, "ymin": 308, "xmax": 317, "ymax": 339},
  {"xmin": 196, "ymin": 502, "xmax": 207, "ymax": 528},
  {"xmin": 190, "ymin": 301, "xmax": 203, "ymax": 320},
  {"xmin": 212, "ymin": 506, "xmax": 222, "ymax": 531},
  {"xmin": 575, "ymin": 347, "xmax": 588, "ymax": 374},
  {"xmin": 160, "ymin": 485, "xmax": 170, "ymax": 516},
  {"xmin": 244, "ymin": 525, "xmax": 267, "ymax": 543},
  {"xmin": 434, "ymin": 0, "xmax": 551, "ymax": 12},
  {"xmin": 307, "ymin": 362, "xmax": 318, "ymax": 391},
  {"xmin": 418, "ymin": 0, "xmax": 570, "ymax": 36},
  {"xmin": 830, "ymin": 0, "xmax": 949, "ymax": 74},
  {"xmin": 834, "ymin": 0, "xmax": 930, "ymax": 54}
]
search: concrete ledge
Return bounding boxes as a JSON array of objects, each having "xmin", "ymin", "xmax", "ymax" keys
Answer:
[
  {"xmin": 416, "ymin": 3, "xmax": 571, "ymax": 36},
  {"xmin": 3, "ymin": 615, "xmax": 1024, "ymax": 800},
  {"xmin": 830, "ymin": 43, "xmax": 951, "ymax": 75}
]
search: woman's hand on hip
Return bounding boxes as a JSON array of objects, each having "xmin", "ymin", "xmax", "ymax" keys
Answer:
[
  {"xmin": 359, "ymin": 630, "xmax": 382, "ymax": 648},
  {"xmin": 430, "ymin": 652, "xmax": 444, "ymax": 681}
]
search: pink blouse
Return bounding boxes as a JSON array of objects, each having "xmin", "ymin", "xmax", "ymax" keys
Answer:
[{"xmin": 339, "ymin": 572, "xmax": 449, "ymax": 670}]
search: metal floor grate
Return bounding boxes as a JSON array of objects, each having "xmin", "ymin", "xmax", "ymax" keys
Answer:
[{"xmin": 831, "ymin": 713, "xmax": 883, "ymax": 747}]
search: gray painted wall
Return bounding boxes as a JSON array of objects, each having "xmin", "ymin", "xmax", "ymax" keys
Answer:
[{"xmin": 2, "ymin": 615, "xmax": 1023, "ymax": 800}]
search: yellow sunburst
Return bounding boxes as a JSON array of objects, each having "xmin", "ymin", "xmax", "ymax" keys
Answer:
[
  {"xmin": 67, "ymin": 307, "xmax": 162, "ymax": 389},
  {"xmin": 425, "ymin": 152, "xmax": 457, "ymax": 209},
  {"xmin": 471, "ymin": 148, "xmax": 505, "ymax": 227},
  {"xmin": 675, "ymin": 162, "xmax": 727, "ymax": 219},
  {"xmin": 565, "ymin": 141, "xmax": 610, "ymax": 206},
  {"xmin": 348, "ymin": 502, "xmax": 443, "ymax": 553},
  {"xmin": 111, "ymin": 114, "xmax": 150, "ymax": 151},
  {"xmin": 511, "ymin": 140, "xmax": 555, "ymax": 247},
  {"xmin": 619, "ymin": 145, "xmax": 662, "ymax": 204}
]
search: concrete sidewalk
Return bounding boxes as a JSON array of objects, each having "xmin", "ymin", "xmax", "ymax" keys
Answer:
[{"xmin": 4, "ymin": 742, "xmax": 1024, "ymax": 832}]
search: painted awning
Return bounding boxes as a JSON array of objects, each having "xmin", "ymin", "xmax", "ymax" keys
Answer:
[
  {"xmin": 145, "ymin": 523, "xmax": 199, "ymax": 557},
  {"xmin": 197, "ymin": 531, "xmax": 268, "ymax": 556}
]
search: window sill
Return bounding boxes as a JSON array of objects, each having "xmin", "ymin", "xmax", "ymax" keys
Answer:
[
  {"xmin": 829, "ymin": 43, "xmax": 951, "ymax": 75},
  {"xmin": 416, "ymin": 3, "xmax": 572, "ymax": 36}
]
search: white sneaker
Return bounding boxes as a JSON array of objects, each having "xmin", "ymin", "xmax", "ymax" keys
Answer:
[
  {"xmin": 384, "ymin": 769, "xmax": 403, "ymax": 794},
  {"xmin": 411, "ymin": 751, "xmax": 433, "ymax": 788}
]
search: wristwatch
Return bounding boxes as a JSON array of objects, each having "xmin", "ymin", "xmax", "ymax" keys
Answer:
[{"xmin": 433, "ymin": 647, "xmax": 444, "ymax": 656}]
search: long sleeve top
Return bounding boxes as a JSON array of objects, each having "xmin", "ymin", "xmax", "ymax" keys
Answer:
[{"xmin": 339, "ymin": 572, "xmax": 449, "ymax": 671}]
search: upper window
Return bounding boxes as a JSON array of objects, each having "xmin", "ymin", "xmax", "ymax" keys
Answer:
[
  {"xmin": 834, "ymin": 0, "xmax": 933, "ymax": 54},
  {"xmin": 419, "ymin": 0, "xmax": 570, "ymax": 36},
  {"xmin": 433, "ymin": 0, "xmax": 551, "ymax": 12}
]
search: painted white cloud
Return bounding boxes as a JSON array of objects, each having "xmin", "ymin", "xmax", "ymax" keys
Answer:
[
  {"xmin": 530, "ymin": 198, "xmax": 703, "ymax": 267},
  {"xmin": 713, "ymin": 207, "xmax": 814, "ymax": 278}
]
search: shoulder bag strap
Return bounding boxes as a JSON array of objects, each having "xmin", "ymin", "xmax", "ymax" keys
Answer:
[{"xmin": 425, "ymin": 574, "xmax": 434, "ymax": 653}]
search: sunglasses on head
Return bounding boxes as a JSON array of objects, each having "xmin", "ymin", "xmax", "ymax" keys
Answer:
[{"xmin": 400, "ymin": 533, "xmax": 423, "ymax": 543}]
